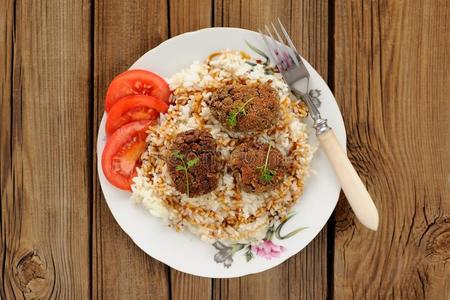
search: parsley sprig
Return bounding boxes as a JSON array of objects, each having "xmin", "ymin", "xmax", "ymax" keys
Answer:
[
  {"xmin": 172, "ymin": 150, "xmax": 199, "ymax": 196},
  {"xmin": 257, "ymin": 144, "xmax": 277, "ymax": 183},
  {"xmin": 226, "ymin": 97, "xmax": 255, "ymax": 128}
]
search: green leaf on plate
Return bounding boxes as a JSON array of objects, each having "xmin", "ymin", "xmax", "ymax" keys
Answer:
[
  {"xmin": 245, "ymin": 247, "xmax": 254, "ymax": 262},
  {"xmin": 245, "ymin": 41, "xmax": 270, "ymax": 65},
  {"xmin": 275, "ymin": 214, "xmax": 307, "ymax": 240}
]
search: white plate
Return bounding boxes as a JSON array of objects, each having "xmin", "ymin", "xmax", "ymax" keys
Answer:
[{"xmin": 97, "ymin": 27, "xmax": 346, "ymax": 278}]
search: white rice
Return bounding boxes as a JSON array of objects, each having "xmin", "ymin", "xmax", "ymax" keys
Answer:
[{"xmin": 131, "ymin": 50, "xmax": 313, "ymax": 244}]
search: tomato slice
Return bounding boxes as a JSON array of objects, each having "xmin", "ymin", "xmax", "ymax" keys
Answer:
[
  {"xmin": 102, "ymin": 120, "xmax": 151, "ymax": 190},
  {"xmin": 105, "ymin": 69, "xmax": 171, "ymax": 112},
  {"xmin": 105, "ymin": 95, "xmax": 168, "ymax": 136}
]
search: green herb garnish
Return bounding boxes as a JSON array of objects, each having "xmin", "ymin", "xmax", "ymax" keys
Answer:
[
  {"xmin": 257, "ymin": 144, "xmax": 277, "ymax": 183},
  {"xmin": 172, "ymin": 150, "xmax": 199, "ymax": 196},
  {"xmin": 226, "ymin": 97, "xmax": 254, "ymax": 128}
]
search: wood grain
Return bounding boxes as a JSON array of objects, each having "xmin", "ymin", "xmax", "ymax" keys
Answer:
[
  {"xmin": 167, "ymin": 0, "xmax": 214, "ymax": 299},
  {"xmin": 169, "ymin": 0, "xmax": 212, "ymax": 37},
  {"xmin": 214, "ymin": 1, "xmax": 330, "ymax": 299},
  {"xmin": 333, "ymin": 0, "xmax": 450, "ymax": 298},
  {"xmin": 92, "ymin": 0, "xmax": 170, "ymax": 299},
  {"xmin": 171, "ymin": 271, "xmax": 212, "ymax": 300},
  {"xmin": 1, "ymin": 0, "xmax": 91, "ymax": 298},
  {"xmin": 0, "ymin": 0, "xmax": 13, "ymax": 296}
]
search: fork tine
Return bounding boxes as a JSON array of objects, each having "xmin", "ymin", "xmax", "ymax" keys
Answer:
[
  {"xmin": 275, "ymin": 19, "xmax": 301, "ymax": 67},
  {"xmin": 277, "ymin": 18, "xmax": 298, "ymax": 52},
  {"xmin": 258, "ymin": 29, "xmax": 282, "ymax": 71},
  {"xmin": 270, "ymin": 22, "xmax": 298, "ymax": 69},
  {"xmin": 259, "ymin": 19, "xmax": 311, "ymax": 94},
  {"xmin": 270, "ymin": 22, "xmax": 285, "ymax": 46},
  {"xmin": 265, "ymin": 25, "xmax": 290, "ymax": 71},
  {"xmin": 262, "ymin": 25, "xmax": 287, "ymax": 72}
]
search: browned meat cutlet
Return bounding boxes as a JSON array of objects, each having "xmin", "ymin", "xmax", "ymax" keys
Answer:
[
  {"xmin": 228, "ymin": 141, "xmax": 286, "ymax": 193},
  {"xmin": 206, "ymin": 83, "xmax": 280, "ymax": 133},
  {"xmin": 167, "ymin": 129, "xmax": 220, "ymax": 197}
]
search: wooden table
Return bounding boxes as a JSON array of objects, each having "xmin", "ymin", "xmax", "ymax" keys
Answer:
[{"xmin": 1, "ymin": 0, "xmax": 449, "ymax": 299}]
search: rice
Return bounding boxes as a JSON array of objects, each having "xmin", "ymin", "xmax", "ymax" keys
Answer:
[{"xmin": 131, "ymin": 50, "xmax": 312, "ymax": 244}]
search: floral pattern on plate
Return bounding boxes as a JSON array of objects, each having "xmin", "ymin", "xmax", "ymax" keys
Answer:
[{"xmin": 213, "ymin": 214, "xmax": 307, "ymax": 268}]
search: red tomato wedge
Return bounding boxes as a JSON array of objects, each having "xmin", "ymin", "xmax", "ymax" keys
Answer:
[
  {"xmin": 102, "ymin": 120, "xmax": 151, "ymax": 190},
  {"xmin": 105, "ymin": 95, "xmax": 168, "ymax": 136},
  {"xmin": 105, "ymin": 69, "xmax": 170, "ymax": 112}
]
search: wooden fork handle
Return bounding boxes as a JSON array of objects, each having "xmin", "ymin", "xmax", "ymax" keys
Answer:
[{"xmin": 318, "ymin": 129, "xmax": 379, "ymax": 231}]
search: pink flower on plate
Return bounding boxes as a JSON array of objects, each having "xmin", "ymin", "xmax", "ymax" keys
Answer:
[{"xmin": 251, "ymin": 239, "xmax": 286, "ymax": 260}]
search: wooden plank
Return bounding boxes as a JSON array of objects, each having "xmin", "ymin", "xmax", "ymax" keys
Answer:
[
  {"xmin": 287, "ymin": 2, "xmax": 330, "ymax": 299},
  {"xmin": 1, "ymin": 0, "xmax": 91, "ymax": 298},
  {"xmin": 168, "ymin": 1, "xmax": 213, "ymax": 299},
  {"xmin": 171, "ymin": 271, "xmax": 212, "ymax": 300},
  {"xmin": 333, "ymin": 1, "xmax": 450, "ymax": 299},
  {"xmin": 92, "ymin": 0, "xmax": 171, "ymax": 299},
  {"xmin": 169, "ymin": 0, "xmax": 212, "ymax": 37},
  {"xmin": 214, "ymin": 1, "xmax": 330, "ymax": 299},
  {"xmin": 0, "ymin": 0, "xmax": 13, "ymax": 297}
]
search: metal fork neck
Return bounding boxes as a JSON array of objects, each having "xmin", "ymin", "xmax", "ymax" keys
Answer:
[
  {"xmin": 293, "ymin": 89, "xmax": 331, "ymax": 136},
  {"xmin": 312, "ymin": 118, "xmax": 331, "ymax": 135}
]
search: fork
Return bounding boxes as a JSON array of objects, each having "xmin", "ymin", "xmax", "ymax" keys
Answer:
[{"xmin": 260, "ymin": 20, "xmax": 379, "ymax": 231}]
